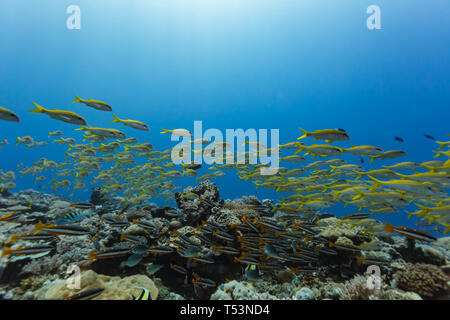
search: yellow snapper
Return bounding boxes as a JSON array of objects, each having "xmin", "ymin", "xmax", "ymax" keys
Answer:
[{"xmin": 73, "ymin": 95, "xmax": 112, "ymax": 111}]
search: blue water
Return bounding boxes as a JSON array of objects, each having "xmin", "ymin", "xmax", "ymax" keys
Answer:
[{"xmin": 1, "ymin": 1, "xmax": 449, "ymax": 231}]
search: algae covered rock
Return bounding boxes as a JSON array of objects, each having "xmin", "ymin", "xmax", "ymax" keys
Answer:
[
  {"xmin": 175, "ymin": 180, "xmax": 221, "ymax": 224},
  {"xmin": 393, "ymin": 263, "xmax": 449, "ymax": 299},
  {"xmin": 42, "ymin": 270, "xmax": 158, "ymax": 300},
  {"xmin": 316, "ymin": 217, "xmax": 369, "ymax": 243},
  {"xmin": 293, "ymin": 287, "xmax": 315, "ymax": 300},
  {"xmin": 277, "ymin": 269, "xmax": 296, "ymax": 284},
  {"xmin": 211, "ymin": 280, "xmax": 277, "ymax": 300},
  {"xmin": 433, "ymin": 237, "xmax": 450, "ymax": 251}
]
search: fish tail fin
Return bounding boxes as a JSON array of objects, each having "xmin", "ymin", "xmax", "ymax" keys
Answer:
[
  {"xmin": 441, "ymin": 223, "xmax": 450, "ymax": 235},
  {"xmin": 355, "ymin": 171, "xmax": 364, "ymax": 180},
  {"xmin": 367, "ymin": 175, "xmax": 381, "ymax": 191},
  {"xmin": 160, "ymin": 128, "xmax": 171, "ymax": 134},
  {"xmin": 29, "ymin": 102, "xmax": 46, "ymax": 113},
  {"xmin": 415, "ymin": 203, "xmax": 427, "ymax": 209},
  {"xmin": 9, "ymin": 233, "xmax": 21, "ymax": 242},
  {"xmin": 1, "ymin": 247, "xmax": 12, "ymax": 257},
  {"xmin": 333, "ymin": 191, "xmax": 341, "ymax": 200},
  {"xmin": 293, "ymin": 146, "xmax": 305, "ymax": 155},
  {"xmin": 426, "ymin": 216, "xmax": 436, "ymax": 225},
  {"xmin": 422, "ymin": 164, "xmax": 436, "ymax": 172},
  {"xmin": 297, "ymin": 128, "xmax": 308, "ymax": 140},
  {"xmin": 406, "ymin": 211, "xmax": 415, "ymax": 219},
  {"xmin": 355, "ymin": 256, "xmax": 364, "ymax": 265},
  {"xmin": 110, "ymin": 114, "xmax": 121, "ymax": 123},
  {"xmin": 33, "ymin": 221, "xmax": 45, "ymax": 235},
  {"xmin": 73, "ymin": 95, "xmax": 82, "ymax": 103},
  {"xmin": 89, "ymin": 252, "xmax": 98, "ymax": 261},
  {"xmin": 385, "ymin": 222, "xmax": 395, "ymax": 233},
  {"xmin": 415, "ymin": 203, "xmax": 430, "ymax": 214},
  {"xmin": 329, "ymin": 165, "xmax": 337, "ymax": 173},
  {"xmin": 368, "ymin": 156, "xmax": 376, "ymax": 164},
  {"xmin": 433, "ymin": 151, "xmax": 442, "ymax": 159},
  {"xmin": 396, "ymin": 173, "xmax": 407, "ymax": 179},
  {"xmin": 436, "ymin": 141, "xmax": 446, "ymax": 150},
  {"xmin": 351, "ymin": 189, "xmax": 364, "ymax": 201},
  {"xmin": 15, "ymin": 137, "xmax": 20, "ymax": 146},
  {"xmin": 75, "ymin": 126, "xmax": 86, "ymax": 131}
]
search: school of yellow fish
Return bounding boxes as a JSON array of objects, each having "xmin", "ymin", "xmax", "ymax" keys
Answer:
[
  {"xmin": 1, "ymin": 99, "xmax": 450, "ymax": 235},
  {"xmin": 0, "ymin": 98, "xmax": 450, "ymax": 298}
]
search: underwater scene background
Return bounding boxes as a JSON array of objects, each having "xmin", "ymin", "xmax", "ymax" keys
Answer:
[{"xmin": 0, "ymin": 0, "xmax": 449, "ymax": 300}]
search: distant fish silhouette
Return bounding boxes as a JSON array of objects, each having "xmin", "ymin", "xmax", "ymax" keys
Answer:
[
  {"xmin": 359, "ymin": 157, "xmax": 364, "ymax": 164},
  {"xmin": 394, "ymin": 136, "xmax": 404, "ymax": 142},
  {"xmin": 424, "ymin": 134, "xmax": 435, "ymax": 140}
]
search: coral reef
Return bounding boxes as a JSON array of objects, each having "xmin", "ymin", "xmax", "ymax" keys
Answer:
[
  {"xmin": 293, "ymin": 287, "xmax": 315, "ymax": 300},
  {"xmin": 39, "ymin": 270, "xmax": 158, "ymax": 300},
  {"xmin": 0, "ymin": 182, "xmax": 449, "ymax": 300},
  {"xmin": 393, "ymin": 263, "xmax": 449, "ymax": 299},
  {"xmin": 338, "ymin": 274, "xmax": 395, "ymax": 300},
  {"xmin": 208, "ymin": 196, "xmax": 262, "ymax": 227},
  {"xmin": 174, "ymin": 180, "xmax": 222, "ymax": 225},
  {"xmin": 21, "ymin": 235, "xmax": 94, "ymax": 276},
  {"xmin": 211, "ymin": 280, "xmax": 277, "ymax": 300},
  {"xmin": 316, "ymin": 217, "xmax": 370, "ymax": 243}
]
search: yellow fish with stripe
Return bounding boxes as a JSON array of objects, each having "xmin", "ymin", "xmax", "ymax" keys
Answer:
[
  {"xmin": 76, "ymin": 126, "xmax": 126, "ymax": 139},
  {"xmin": 0, "ymin": 106, "xmax": 20, "ymax": 122},
  {"xmin": 29, "ymin": 102, "xmax": 87, "ymax": 126},
  {"xmin": 297, "ymin": 128, "xmax": 350, "ymax": 143},
  {"xmin": 73, "ymin": 95, "xmax": 112, "ymax": 111},
  {"xmin": 110, "ymin": 114, "xmax": 149, "ymax": 131}
]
